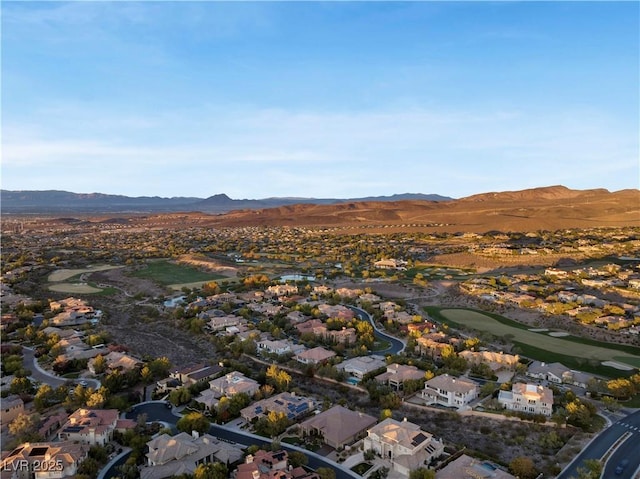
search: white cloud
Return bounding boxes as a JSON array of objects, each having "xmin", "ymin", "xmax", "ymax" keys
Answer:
[{"xmin": 2, "ymin": 103, "xmax": 638, "ymax": 198}]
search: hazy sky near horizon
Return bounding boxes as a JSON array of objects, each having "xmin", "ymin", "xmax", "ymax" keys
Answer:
[{"xmin": 3, "ymin": 1, "xmax": 638, "ymax": 199}]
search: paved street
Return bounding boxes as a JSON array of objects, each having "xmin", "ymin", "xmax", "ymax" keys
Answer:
[
  {"xmin": 22, "ymin": 346, "xmax": 66, "ymax": 388},
  {"xmin": 21, "ymin": 345, "xmax": 101, "ymax": 390},
  {"xmin": 558, "ymin": 409, "xmax": 640, "ymax": 479},
  {"xmin": 124, "ymin": 402, "xmax": 362, "ymax": 479}
]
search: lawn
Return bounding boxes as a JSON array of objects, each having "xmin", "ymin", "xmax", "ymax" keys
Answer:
[
  {"xmin": 426, "ymin": 307, "xmax": 640, "ymax": 375},
  {"xmin": 131, "ymin": 260, "xmax": 226, "ymax": 286},
  {"xmin": 351, "ymin": 463, "xmax": 373, "ymax": 475},
  {"xmin": 48, "ymin": 265, "xmax": 122, "ymax": 282},
  {"xmin": 48, "ymin": 283, "xmax": 104, "ymax": 294}
]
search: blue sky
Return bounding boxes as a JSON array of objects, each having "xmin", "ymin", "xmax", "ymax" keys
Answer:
[{"xmin": 2, "ymin": 1, "xmax": 638, "ymax": 199}]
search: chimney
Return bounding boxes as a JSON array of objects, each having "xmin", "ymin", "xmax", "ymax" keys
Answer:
[
  {"xmin": 192, "ymin": 430, "xmax": 199, "ymax": 439},
  {"xmin": 403, "ymin": 417, "xmax": 407, "ymax": 422}
]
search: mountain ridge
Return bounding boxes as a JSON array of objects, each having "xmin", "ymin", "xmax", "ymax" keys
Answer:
[{"xmin": 0, "ymin": 189, "xmax": 452, "ymax": 214}]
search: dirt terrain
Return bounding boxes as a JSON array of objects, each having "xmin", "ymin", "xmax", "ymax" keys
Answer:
[
  {"xmin": 207, "ymin": 186, "xmax": 640, "ymax": 232},
  {"xmin": 87, "ymin": 268, "xmax": 215, "ymax": 366},
  {"xmin": 10, "ymin": 186, "xmax": 639, "ymax": 234}
]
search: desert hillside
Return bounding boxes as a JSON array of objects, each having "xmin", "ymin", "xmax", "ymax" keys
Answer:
[{"xmin": 208, "ymin": 186, "xmax": 640, "ymax": 232}]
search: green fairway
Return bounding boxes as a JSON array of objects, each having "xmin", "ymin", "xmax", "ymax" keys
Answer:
[
  {"xmin": 131, "ymin": 260, "xmax": 225, "ymax": 286},
  {"xmin": 433, "ymin": 308, "xmax": 640, "ymax": 370}
]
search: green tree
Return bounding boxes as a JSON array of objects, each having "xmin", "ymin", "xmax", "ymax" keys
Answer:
[
  {"xmin": 288, "ymin": 451, "xmax": 308, "ymax": 468},
  {"xmin": 92, "ymin": 354, "xmax": 107, "ymax": 375},
  {"xmin": 409, "ymin": 468, "xmax": 435, "ymax": 479},
  {"xmin": 509, "ymin": 456, "xmax": 537, "ymax": 479},
  {"xmin": 140, "ymin": 365, "xmax": 153, "ymax": 384},
  {"xmin": 607, "ymin": 378, "xmax": 635, "ymax": 399},
  {"xmin": 176, "ymin": 412, "xmax": 210, "ymax": 435},
  {"xmin": 317, "ymin": 467, "xmax": 337, "ymax": 479},
  {"xmin": 8, "ymin": 413, "xmax": 41, "ymax": 441},
  {"xmin": 193, "ymin": 462, "xmax": 228, "ymax": 479},
  {"xmin": 148, "ymin": 356, "xmax": 172, "ymax": 379},
  {"xmin": 571, "ymin": 459, "xmax": 602, "ymax": 479},
  {"xmin": 9, "ymin": 377, "xmax": 34, "ymax": 395},
  {"xmin": 34, "ymin": 384, "xmax": 56, "ymax": 411}
]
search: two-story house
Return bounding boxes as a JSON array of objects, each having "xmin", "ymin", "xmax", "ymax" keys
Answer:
[
  {"xmin": 363, "ymin": 418, "xmax": 444, "ymax": 476},
  {"xmin": 498, "ymin": 383, "xmax": 553, "ymax": 416},
  {"xmin": 421, "ymin": 374, "xmax": 479, "ymax": 410}
]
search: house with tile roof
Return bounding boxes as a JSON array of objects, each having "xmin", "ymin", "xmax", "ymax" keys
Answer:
[
  {"xmin": 294, "ymin": 346, "xmax": 336, "ymax": 365},
  {"xmin": 421, "ymin": 374, "xmax": 479, "ymax": 410},
  {"xmin": 299, "ymin": 405, "xmax": 377, "ymax": 449},
  {"xmin": 209, "ymin": 371, "xmax": 260, "ymax": 398},
  {"xmin": 1, "ymin": 395, "xmax": 24, "ymax": 425},
  {"xmin": 240, "ymin": 392, "xmax": 316, "ymax": 423},
  {"xmin": 336, "ymin": 355, "xmax": 386, "ymax": 380},
  {"xmin": 0, "ymin": 441, "xmax": 88, "ymax": 479},
  {"xmin": 498, "ymin": 383, "xmax": 553, "ymax": 416},
  {"xmin": 363, "ymin": 418, "xmax": 444, "ymax": 476},
  {"xmin": 526, "ymin": 361, "xmax": 570, "ymax": 384},
  {"xmin": 57, "ymin": 408, "xmax": 119, "ymax": 446},
  {"xmin": 375, "ymin": 364, "xmax": 425, "ymax": 390},
  {"xmin": 141, "ymin": 432, "xmax": 243, "ymax": 479},
  {"xmin": 88, "ymin": 351, "xmax": 141, "ymax": 375}
]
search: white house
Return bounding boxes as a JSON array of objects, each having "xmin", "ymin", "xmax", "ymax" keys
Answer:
[
  {"xmin": 421, "ymin": 374, "xmax": 479, "ymax": 410},
  {"xmin": 498, "ymin": 383, "xmax": 553, "ymax": 416},
  {"xmin": 256, "ymin": 339, "xmax": 292, "ymax": 356}
]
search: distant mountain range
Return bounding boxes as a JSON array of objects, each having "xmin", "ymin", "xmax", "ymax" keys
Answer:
[
  {"xmin": 0, "ymin": 190, "xmax": 452, "ymax": 214},
  {"xmin": 207, "ymin": 185, "xmax": 640, "ymax": 232}
]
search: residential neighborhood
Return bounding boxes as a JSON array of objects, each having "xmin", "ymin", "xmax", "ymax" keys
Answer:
[{"xmin": 1, "ymin": 219, "xmax": 639, "ymax": 479}]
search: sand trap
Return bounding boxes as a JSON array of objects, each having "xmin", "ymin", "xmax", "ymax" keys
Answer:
[
  {"xmin": 548, "ymin": 332, "xmax": 570, "ymax": 337},
  {"xmin": 48, "ymin": 283, "xmax": 103, "ymax": 294},
  {"xmin": 48, "ymin": 265, "xmax": 122, "ymax": 282},
  {"xmin": 601, "ymin": 361, "xmax": 636, "ymax": 371},
  {"xmin": 528, "ymin": 328, "xmax": 549, "ymax": 332}
]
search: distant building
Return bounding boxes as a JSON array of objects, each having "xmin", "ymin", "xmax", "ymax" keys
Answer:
[
  {"xmin": 459, "ymin": 350, "xmax": 519, "ymax": 371},
  {"xmin": 170, "ymin": 363, "xmax": 224, "ymax": 387},
  {"xmin": 373, "ymin": 259, "xmax": 407, "ymax": 270}
]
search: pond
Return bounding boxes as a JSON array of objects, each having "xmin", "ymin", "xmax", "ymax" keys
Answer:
[
  {"xmin": 279, "ymin": 274, "xmax": 316, "ymax": 282},
  {"xmin": 163, "ymin": 295, "xmax": 186, "ymax": 307}
]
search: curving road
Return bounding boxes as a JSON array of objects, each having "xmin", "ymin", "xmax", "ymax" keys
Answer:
[
  {"xmin": 347, "ymin": 305, "xmax": 406, "ymax": 355},
  {"xmin": 21, "ymin": 345, "xmax": 101, "ymax": 390},
  {"xmin": 118, "ymin": 402, "xmax": 362, "ymax": 479},
  {"xmin": 558, "ymin": 409, "xmax": 640, "ymax": 479}
]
